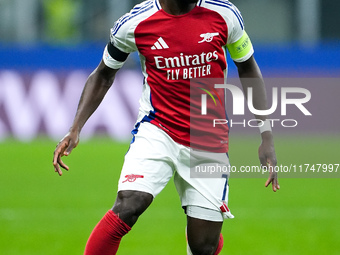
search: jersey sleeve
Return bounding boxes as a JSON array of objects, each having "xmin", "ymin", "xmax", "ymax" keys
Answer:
[
  {"xmin": 227, "ymin": 30, "xmax": 254, "ymax": 63},
  {"xmin": 225, "ymin": 5, "xmax": 254, "ymax": 63},
  {"xmin": 102, "ymin": 43, "xmax": 129, "ymax": 69},
  {"xmin": 102, "ymin": 6, "xmax": 140, "ymax": 69}
]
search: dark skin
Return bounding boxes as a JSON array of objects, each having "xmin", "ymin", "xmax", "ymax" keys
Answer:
[
  {"xmin": 235, "ymin": 57, "xmax": 279, "ymax": 191},
  {"xmin": 159, "ymin": 0, "xmax": 198, "ymax": 15},
  {"xmin": 53, "ymin": 1, "xmax": 279, "ymax": 254}
]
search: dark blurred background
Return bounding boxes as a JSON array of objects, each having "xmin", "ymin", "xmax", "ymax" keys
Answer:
[
  {"xmin": 0, "ymin": 0, "xmax": 339, "ymax": 141},
  {"xmin": 0, "ymin": 3, "xmax": 339, "ymax": 254},
  {"xmin": 1, "ymin": 0, "xmax": 339, "ymax": 45}
]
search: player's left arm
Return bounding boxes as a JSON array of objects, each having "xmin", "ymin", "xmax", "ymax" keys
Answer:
[
  {"xmin": 224, "ymin": 4, "xmax": 279, "ymax": 191},
  {"xmin": 234, "ymin": 56, "xmax": 279, "ymax": 192}
]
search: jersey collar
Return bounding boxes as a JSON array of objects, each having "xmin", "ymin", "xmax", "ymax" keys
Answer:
[
  {"xmin": 155, "ymin": 0, "xmax": 161, "ymax": 10},
  {"xmin": 155, "ymin": 0, "xmax": 202, "ymax": 10}
]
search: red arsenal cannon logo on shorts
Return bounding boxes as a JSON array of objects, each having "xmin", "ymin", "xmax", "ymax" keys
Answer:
[{"xmin": 122, "ymin": 174, "xmax": 144, "ymax": 183}]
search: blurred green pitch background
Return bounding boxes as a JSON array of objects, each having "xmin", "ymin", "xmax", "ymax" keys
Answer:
[{"xmin": 1, "ymin": 135, "xmax": 339, "ymax": 255}]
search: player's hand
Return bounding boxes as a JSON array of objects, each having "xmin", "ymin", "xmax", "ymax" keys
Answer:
[
  {"xmin": 258, "ymin": 132, "xmax": 280, "ymax": 192},
  {"xmin": 53, "ymin": 131, "xmax": 79, "ymax": 176}
]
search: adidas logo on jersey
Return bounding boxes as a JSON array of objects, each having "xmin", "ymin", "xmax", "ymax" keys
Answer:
[{"xmin": 151, "ymin": 37, "xmax": 169, "ymax": 50}]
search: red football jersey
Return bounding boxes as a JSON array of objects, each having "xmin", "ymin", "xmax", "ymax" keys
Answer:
[{"xmin": 103, "ymin": 0, "xmax": 254, "ymax": 152}]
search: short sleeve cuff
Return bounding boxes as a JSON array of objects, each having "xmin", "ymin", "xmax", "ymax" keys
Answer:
[
  {"xmin": 102, "ymin": 45, "xmax": 126, "ymax": 69},
  {"xmin": 227, "ymin": 31, "xmax": 254, "ymax": 63}
]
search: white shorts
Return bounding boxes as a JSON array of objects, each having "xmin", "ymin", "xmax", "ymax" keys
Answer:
[{"xmin": 118, "ymin": 122, "xmax": 233, "ymax": 221}]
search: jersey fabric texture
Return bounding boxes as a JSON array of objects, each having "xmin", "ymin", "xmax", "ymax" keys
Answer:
[{"xmin": 103, "ymin": 0, "xmax": 254, "ymax": 152}]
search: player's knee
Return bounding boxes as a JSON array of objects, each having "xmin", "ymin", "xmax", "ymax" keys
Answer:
[
  {"xmin": 112, "ymin": 190, "xmax": 153, "ymax": 227},
  {"xmin": 188, "ymin": 239, "xmax": 218, "ymax": 255}
]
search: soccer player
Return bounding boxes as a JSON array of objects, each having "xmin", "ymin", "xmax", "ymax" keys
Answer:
[{"xmin": 53, "ymin": 0, "xmax": 279, "ymax": 254}]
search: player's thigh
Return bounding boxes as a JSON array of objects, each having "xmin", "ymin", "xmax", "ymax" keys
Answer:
[
  {"xmin": 115, "ymin": 123, "xmax": 176, "ymax": 226},
  {"xmin": 174, "ymin": 148, "xmax": 232, "ymax": 220},
  {"xmin": 117, "ymin": 122, "xmax": 176, "ymax": 197}
]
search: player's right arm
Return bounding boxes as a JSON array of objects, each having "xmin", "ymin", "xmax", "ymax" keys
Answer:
[
  {"xmin": 53, "ymin": 3, "xmax": 138, "ymax": 175},
  {"xmin": 53, "ymin": 59, "xmax": 119, "ymax": 176}
]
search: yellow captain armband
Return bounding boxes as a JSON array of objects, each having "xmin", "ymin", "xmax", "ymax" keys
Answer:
[{"xmin": 227, "ymin": 31, "xmax": 254, "ymax": 62}]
